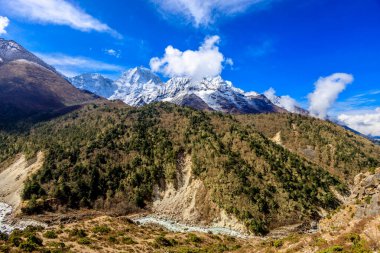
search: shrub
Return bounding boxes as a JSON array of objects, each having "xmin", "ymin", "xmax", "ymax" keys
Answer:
[
  {"xmin": 346, "ymin": 233, "xmax": 361, "ymax": 244},
  {"xmin": 92, "ymin": 225, "xmax": 111, "ymax": 234},
  {"xmin": 154, "ymin": 235, "xmax": 175, "ymax": 247},
  {"xmin": 18, "ymin": 234, "xmax": 43, "ymax": 252},
  {"xmin": 122, "ymin": 237, "xmax": 136, "ymax": 245},
  {"xmin": 19, "ymin": 241, "xmax": 38, "ymax": 252},
  {"xmin": 78, "ymin": 237, "xmax": 91, "ymax": 245},
  {"xmin": 9, "ymin": 235, "xmax": 22, "ymax": 247},
  {"xmin": 69, "ymin": 228, "xmax": 87, "ymax": 238},
  {"xmin": 108, "ymin": 236, "xmax": 117, "ymax": 243},
  {"xmin": 9, "ymin": 230, "xmax": 23, "ymax": 247},
  {"xmin": 187, "ymin": 233, "xmax": 202, "ymax": 243},
  {"xmin": 0, "ymin": 232, "xmax": 8, "ymax": 241},
  {"xmin": 247, "ymin": 219, "xmax": 269, "ymax": 236},
  {"xmin": 318, "ymin": 245, "xmax": 344, "ymax": 253},
  {"xmin": 43, "ymin": 230, "xmax": 58, "ymax": 239},
  {"xmin": 272, "ymin": 239, "xmax": 284, "ymax": 248},
  {"xmin": 27, "ymin": 234, "xmax": 43, "ymax": 246}
]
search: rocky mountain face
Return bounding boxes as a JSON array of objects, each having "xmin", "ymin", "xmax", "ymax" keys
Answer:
[
  {"xmin": 71, "ymin": 67, "xmax": 289, "ymax": 114},
  {"xmin": 350, "ymin": 168, "xmax": 380, "ymax": 218},
  {"xmin": 0, "ymin": 39, "xmax": 97, "ymax": 124}
]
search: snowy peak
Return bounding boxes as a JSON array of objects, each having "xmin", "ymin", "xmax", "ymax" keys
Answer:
[
  {"xmin": 69, "ymin": 73, "xmax": 116, "ymax": 98},
  {"xmin": 161, "ymin": 76, "xmax": 284, "ymax": 114},
  {"xmin": 116, "ymin": 67, "xmax": 162, "ymax": 86},
  {"xmin": 111, "ymin": 67, "xmax": 163, "ymax": 106},
  {"xmin": 66, "ymin": 66, "xmax": 303, "ymax": 114},
  {"xmin": 0, "ymin": 38, "xmax": 56, "ymax": 72}
]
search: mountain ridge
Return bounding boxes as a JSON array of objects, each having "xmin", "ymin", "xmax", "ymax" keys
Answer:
[
  {"xmin": 0, "ymin": 38, "xmax": 57, "ymax": 73},
  {"xmin": 70, "ymin": 68, "xmax": 292, "ymax": 114},
  {"xmin": 0, "ymin": 38, "xmax": 98, "ymax": 125}
]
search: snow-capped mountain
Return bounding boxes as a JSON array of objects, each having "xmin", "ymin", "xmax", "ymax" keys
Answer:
[
  {"xmin": 160, "ymin": 76, "xmax": 284, "ymax": 114},
  {"xmin": 110, "ymin": 67, "xmax": 163, "ymax": 106},
  {"xmin": 69, "ymin": 73, "xmax": 116, "ymax": 98},
  {"xmin": 69, "ymin": 67, "xmax": 295, "ymax": 114},
  {"xmin": 0, "ymin": 38, "xmax": 56, "ymax": 72}
]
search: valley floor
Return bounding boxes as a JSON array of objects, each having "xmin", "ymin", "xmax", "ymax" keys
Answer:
[{"xmin": 1, "ymin": 211, "xmax": 379, "ymax": 253}]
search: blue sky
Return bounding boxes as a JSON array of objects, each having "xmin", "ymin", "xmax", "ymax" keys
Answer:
[{"xmin": 0, "ymin": 0, "xmax": 379, "ymax": 135}]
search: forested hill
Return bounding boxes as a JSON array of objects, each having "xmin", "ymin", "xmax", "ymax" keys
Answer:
[
  {"xmin": 1, "ymin": 102, "xmax": 379, "ymax": 235},
  {"xmin": 237, "ymin": 113, "xmax": 380, "ymax": 182}
]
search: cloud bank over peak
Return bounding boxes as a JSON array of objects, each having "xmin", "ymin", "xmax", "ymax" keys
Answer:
[
  {"xmin": 150, "ymin": 35, "xmax": 232, "ymax": 80},
  {"xmin": 0, "ymin": 0, "xmax": 120, "ymax": 37},
  {"xmin": 0, "ymin": 16, "xmax": 9, "ymax": 35},
  {"xmin": 308, "ymin": 73, "xmax": 354, "ymax": 119},
  {"xmin": 338, "ymin": 108, "xmax": 380, "ymax": 136},
  {"xmin": 264, "ymin": 88, "xmax": 300, "ymax": 113},
  {"xmin": 151, "ymin": 0, "xmax": 271, "ymax": 26}
]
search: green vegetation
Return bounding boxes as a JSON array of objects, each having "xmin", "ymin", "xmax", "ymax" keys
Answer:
[
  {"xmin": 77, "ymin": 237, "xmax": 91, "ymax": 245},
  {"xmin": 92, "ymin": 225, "xmax": 111, "ymax": 234},
  {"xmin": 318, "ymin": 245, "xmax": 344, "ymax": 253},
  {"xmin": 154, "ymin": 235, "xmax": 177, "ymax": 247},
  {"xmin": 43, "ymin": 230, "xmax": 57, "ymax": 239},
  {"xmin": 1, "ymin": 102, "xmax": 379, "ymax": 235},
  {"xmin": 187, "ymin": 233, "xmax": 203, "ymax": 243},
  {"xmin": 238, "ymin": 113, "xmax": 380, "ymax": 181}
]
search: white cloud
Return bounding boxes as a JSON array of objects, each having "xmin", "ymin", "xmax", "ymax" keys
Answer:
[
  {"xmin": 338, "ymin": 108, "xmax": 380, "ymax": 136},
  {"xmin": 0, "ymin": 0, "xmax": 120, "ymax": 37},
  {"xmin": 308, "ymin": 73, "xmax": 354, "ymax": 119},
  {"xmin": 264, "ymin": 88, "xmax": 300, "ymax": 113},
  {"xmin": 225, "ymin": 58, "xmax": 234, "ymax": 66},
  {"xmin": 150, "ymin": 35, "xmax": 230, "ymax": 80},
  {"xmin": 0, "ymin": 16, "xmax": 10, "ymax": 35},
  {"xmin": 35, "ymin": 53, "xmax": 124, "ymax": 77},
  {"xmin": 151, "ymin": 0, "xmax": 271, "ymax": 26},
  {"xmin": 104, "ymin": 49, "xmax": 121, "ymax": 58}
]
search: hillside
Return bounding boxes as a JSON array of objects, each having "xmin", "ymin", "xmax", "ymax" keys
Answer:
[
  {"xmin": 2, "ymin": 166, "xmax": 380, "ymax": 252},
  {"xmin": 236, "ymin": 113, "xmax": 380, "ymax": 181},
  {"xmin": 1, "ymin": 102, "xmax": 379, "ymax": 236},
  {"xmin": 0, "ymin": 39, "xmax": 98, "ymax": 125}
]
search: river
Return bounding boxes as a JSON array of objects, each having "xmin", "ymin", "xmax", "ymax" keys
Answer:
[
  {"xmin": 133, "ymin": 216, "xmax": 252, "ymax": 239},
  {"xmin": 0, "ymin": 202, "xmax": 46, "ymax": 234}
]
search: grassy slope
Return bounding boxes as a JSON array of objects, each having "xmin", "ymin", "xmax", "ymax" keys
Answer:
[{"xmin": 1, "ymin": 102, "xmax": 379, "ymax": 235}]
